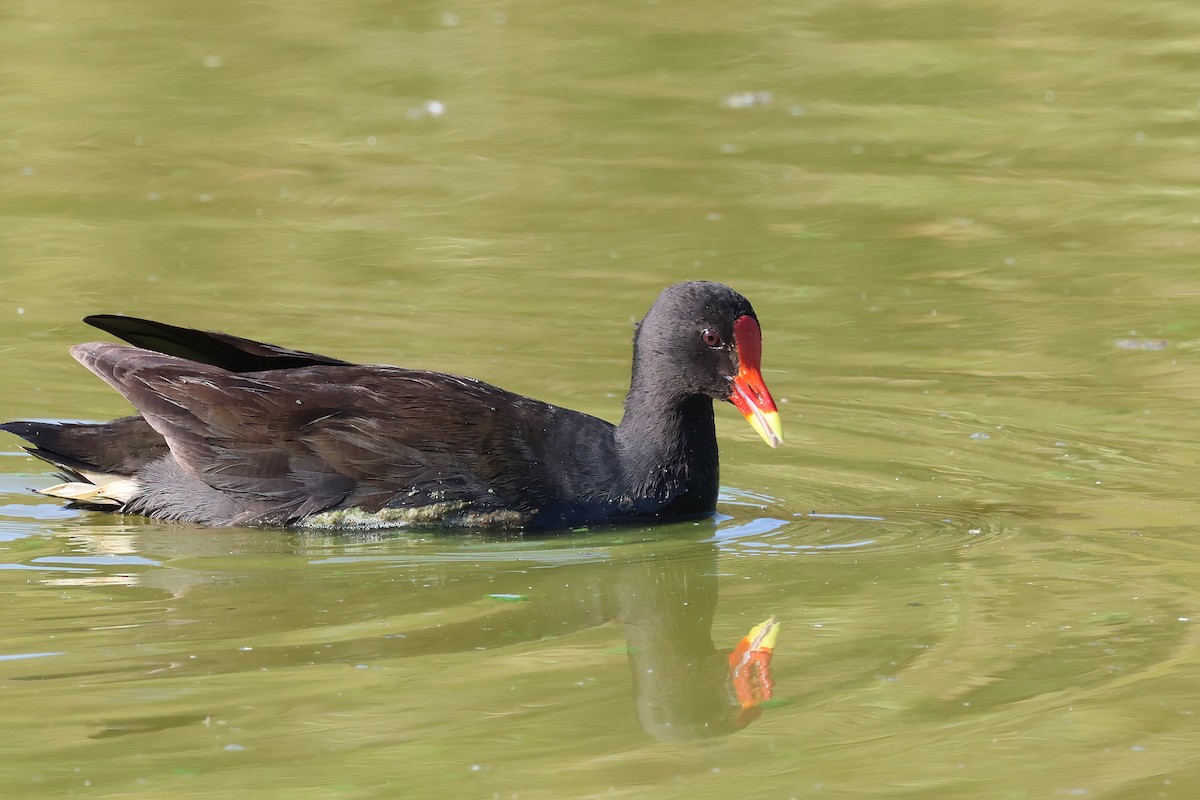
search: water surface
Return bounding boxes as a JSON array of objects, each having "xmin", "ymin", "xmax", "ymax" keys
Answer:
[{"xmin": 3, "ymin": 0, "xmax": 1200, "ymax": 797}]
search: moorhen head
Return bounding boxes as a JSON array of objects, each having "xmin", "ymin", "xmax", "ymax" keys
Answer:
[{"xmin": 1, "ymin": 281, "xmax": 782, "ymax": 530}]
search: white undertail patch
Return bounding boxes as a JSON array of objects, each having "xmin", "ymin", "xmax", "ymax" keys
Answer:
[{"xmin": 37, "ymin": 474, "xmax": 141, "ymax": 507}]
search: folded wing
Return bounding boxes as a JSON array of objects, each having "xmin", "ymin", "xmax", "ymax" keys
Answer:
[{"xmin": 70, "ymin": 343, "xmax": 586, "ymax": 525}]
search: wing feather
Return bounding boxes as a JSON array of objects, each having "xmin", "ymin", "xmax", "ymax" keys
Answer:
[{"xmin": 69, "ymin": 342, "xmax": 591, "ymax": 523}]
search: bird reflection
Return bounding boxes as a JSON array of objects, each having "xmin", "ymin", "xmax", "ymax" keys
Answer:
[{"xmin": 31, "ymin": 522, "xmax": 779, "ymax": 741}]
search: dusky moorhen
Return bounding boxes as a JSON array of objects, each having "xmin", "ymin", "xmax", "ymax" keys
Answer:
[{"xmin": 1, "ymin": 281, "xmax": 782, "ymax": 530}]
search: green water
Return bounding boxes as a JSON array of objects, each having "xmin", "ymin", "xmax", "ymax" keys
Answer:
[{"xmin": 4, "ymin": 0, "xmax": 1200, "ymax": 797}]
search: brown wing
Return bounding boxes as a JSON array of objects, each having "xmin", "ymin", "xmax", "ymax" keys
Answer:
[
  {"xmin": 70, "ymin": 343, "xmax": 610, "ymax": 525},
  {"xmin": 1, "ymin": 317, "xmax": 353, "ymax": 485}
]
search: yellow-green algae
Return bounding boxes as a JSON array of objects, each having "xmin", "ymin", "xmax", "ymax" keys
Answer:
[{"xmin": 299, "ymin": 502, "xmax": 530, "ymax": 530}]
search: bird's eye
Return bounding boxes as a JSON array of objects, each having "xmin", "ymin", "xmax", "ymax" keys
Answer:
[{"xmin": 701, "ymin": 329, "xmax": 724, "ymax": 348}]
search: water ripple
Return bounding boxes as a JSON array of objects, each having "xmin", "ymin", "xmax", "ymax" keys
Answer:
[
  {"xmin": 0, "ymin": 652, "xmax": 64, "ymax": 663},
  {"xmin": 714, "ymin": 487, "xmax": 1007, "ymax": 557}
]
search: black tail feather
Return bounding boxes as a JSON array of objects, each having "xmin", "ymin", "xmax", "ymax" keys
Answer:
[
  {"xmin": 84, "ymin": 314, "xmax": 351, "ymax": 373},
  {"xmin": 1, "ymin": 417, "xmax": 167, "ymax": 477}
]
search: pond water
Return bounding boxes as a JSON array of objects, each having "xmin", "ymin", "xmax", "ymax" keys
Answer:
[{"xmin": 3, "ymin": 0, "xmax": 1200, "ymax": 797}]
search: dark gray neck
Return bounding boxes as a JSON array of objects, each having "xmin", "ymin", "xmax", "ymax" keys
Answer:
[{"xmin": 614, "ymin": 387, "xmax": 720, "ymax": 517}]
